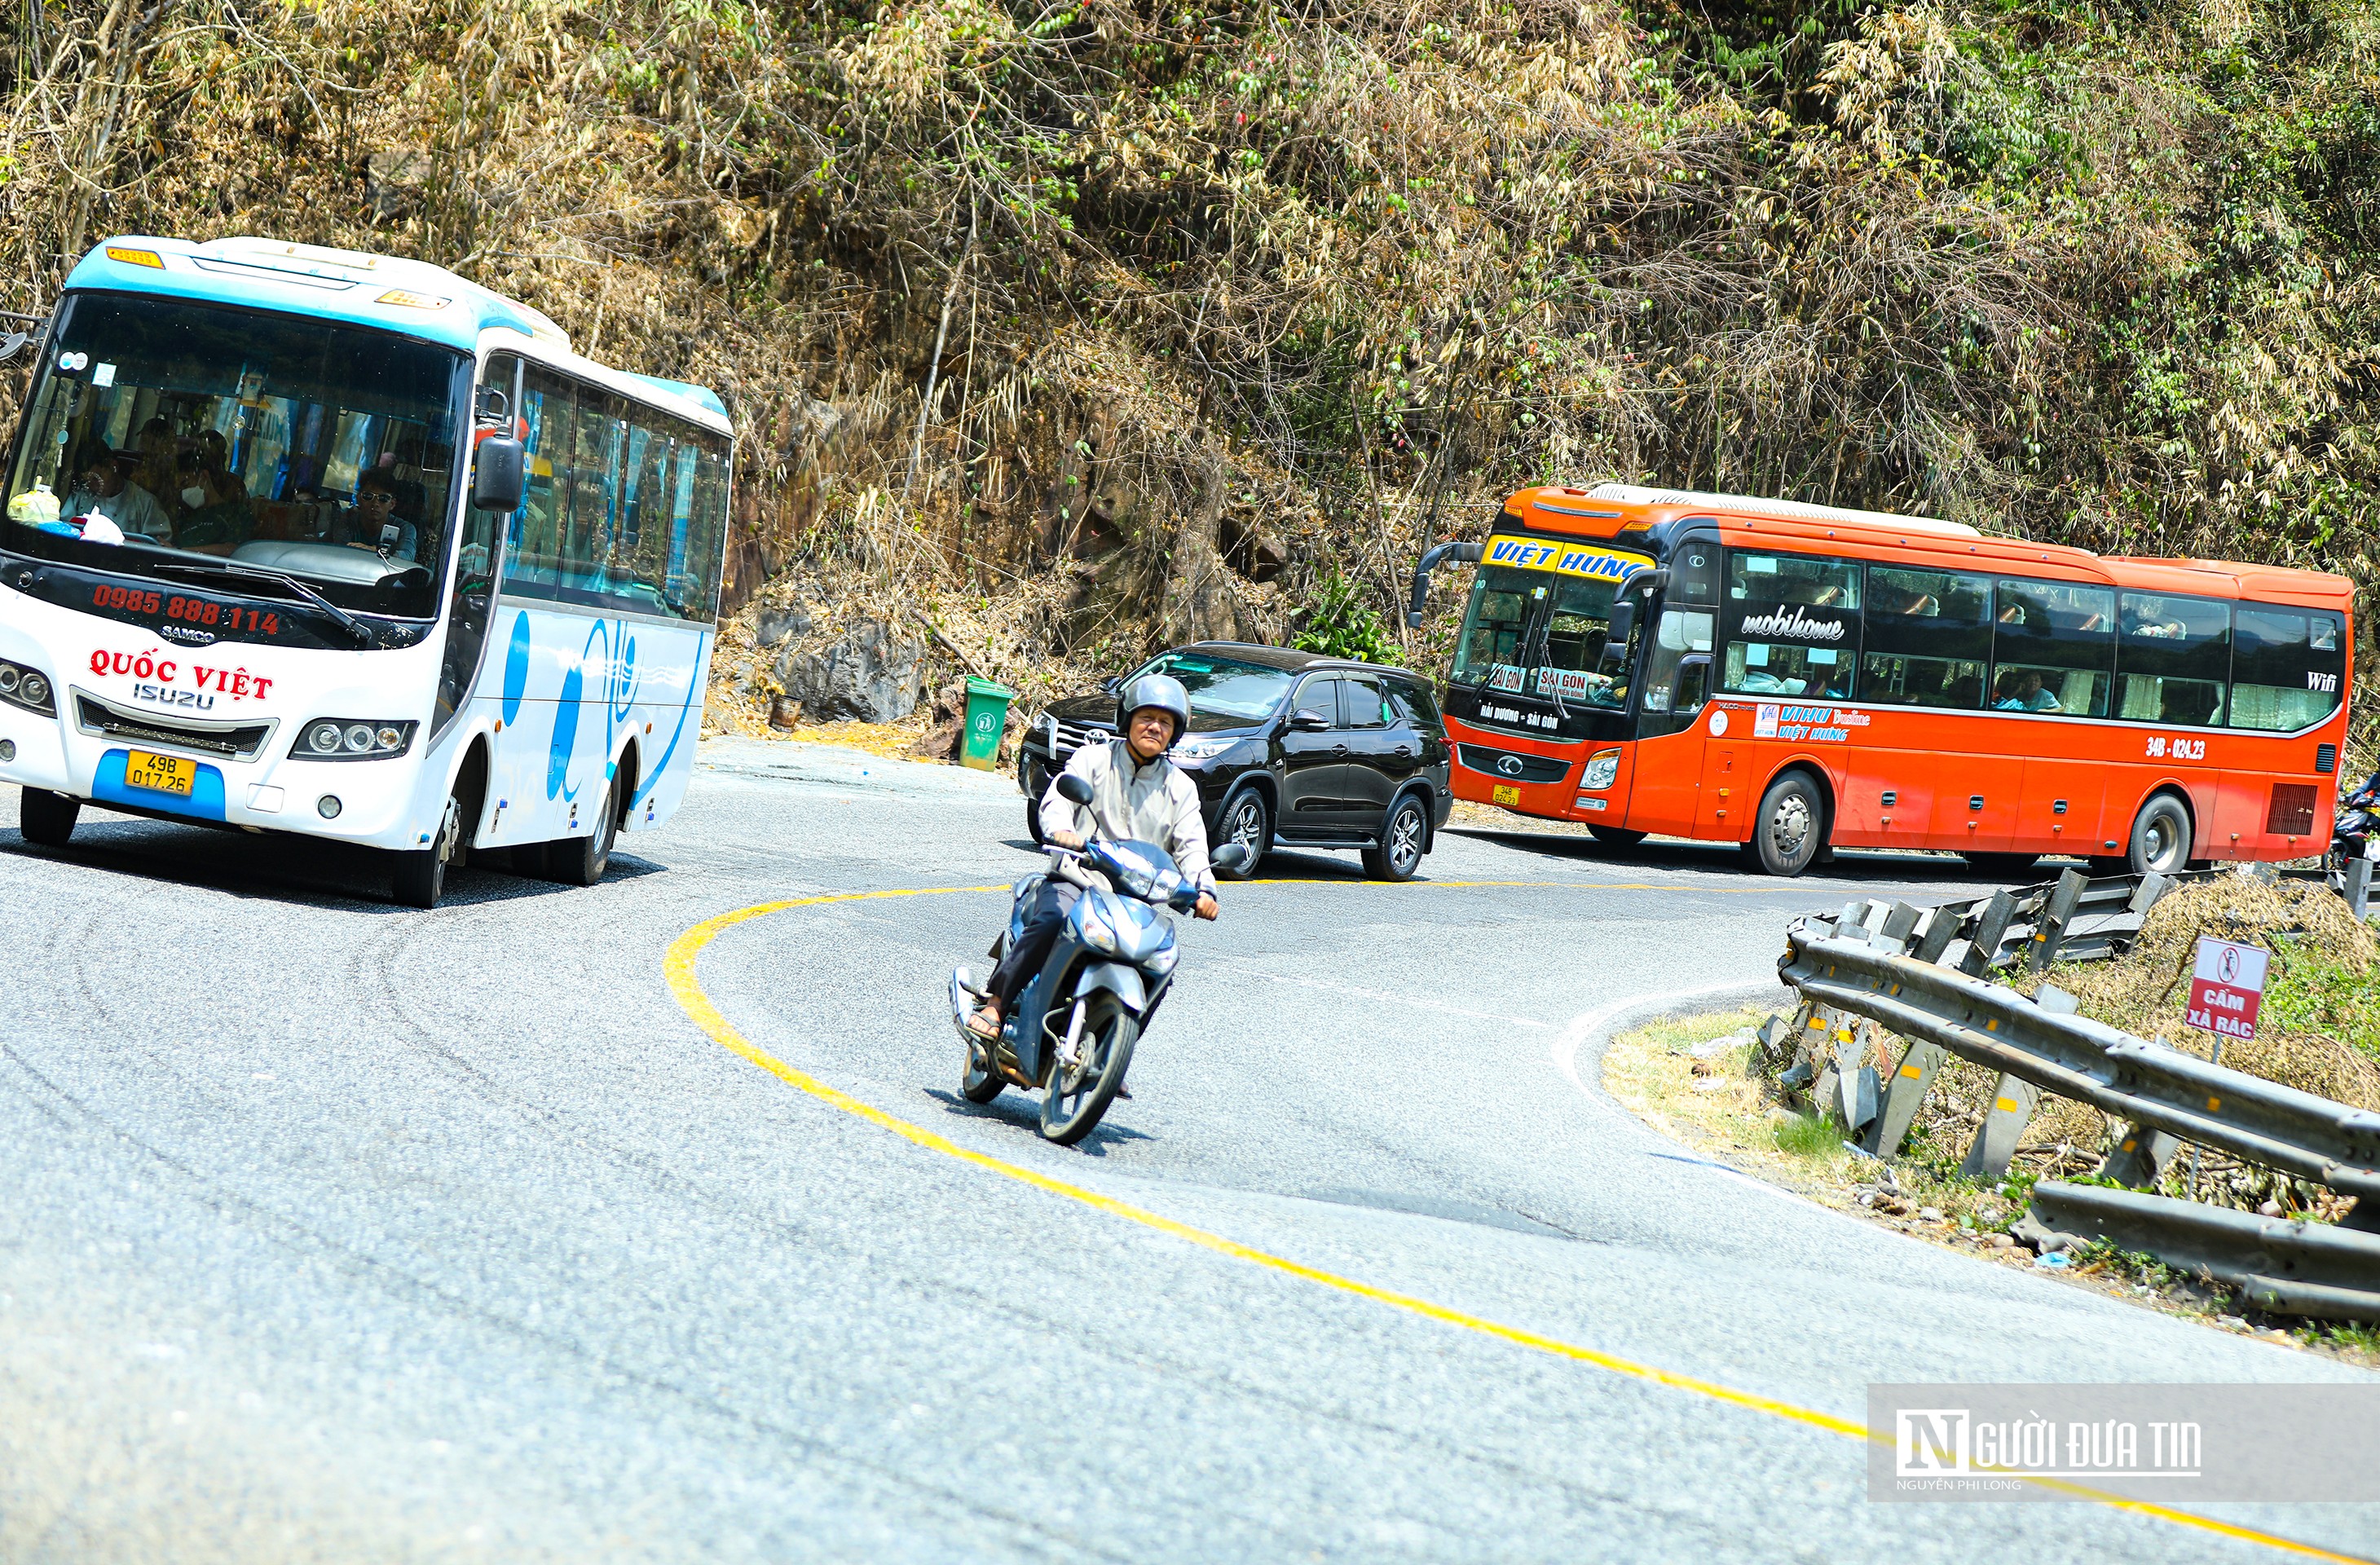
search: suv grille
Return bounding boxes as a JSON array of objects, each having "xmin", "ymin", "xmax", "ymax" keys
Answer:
[
  {"xmin": 1043, "ymin": 715, "xmax": 1113, "ymax": 763},
  {"xmin": 75, "ymin": 693, "xmax": 275, "ymax": 760},
  {"xmin": 1456, "ymin": 743, "xmax": 1571, "ymax": 784}
]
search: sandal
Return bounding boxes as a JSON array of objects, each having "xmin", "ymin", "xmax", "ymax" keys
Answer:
[{"xmin": 964, "ymin": 1005, "xmax": 1003, "ymax": 1042}]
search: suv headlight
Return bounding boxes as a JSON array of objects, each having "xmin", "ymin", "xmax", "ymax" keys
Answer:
[
  {"xmin": 0, "ymin": 659, "xmax": 54, "ymax": 716},
  {"xmin": 1581, "ymin": 747, "xmax": 1621, "ymax": 791},
  {"xmin": 1170, "ymin": 736, "xmax": 1238, "ymax": 763},
  {"xmin": 293, "ymin": 718, "xmax": 417, "ymax": 760}
]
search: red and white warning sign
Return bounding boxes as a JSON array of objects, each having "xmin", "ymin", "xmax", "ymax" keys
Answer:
[{"xmin": 2184, "ymin": 936, "xmax": 2268, "ymax": 1041}]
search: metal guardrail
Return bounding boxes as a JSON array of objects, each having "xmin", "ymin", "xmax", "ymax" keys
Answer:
[
  {"xmin": 1765, "ymin": 885, "xmax": 2380, "ymax": 1318},
  {"xmin": 2016, "ymin": 1182, "xmax": 2380, "ymax": 1324}
]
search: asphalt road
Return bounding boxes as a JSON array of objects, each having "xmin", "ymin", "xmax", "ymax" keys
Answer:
[{"xmin": 2, "ymin": 739, "xmax": 2373, "ymax": 1563}]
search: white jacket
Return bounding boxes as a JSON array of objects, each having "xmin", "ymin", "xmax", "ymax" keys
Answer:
[{"xmin": 1040, "ymin": 738, "xmax": 1216, "ymax": 894}]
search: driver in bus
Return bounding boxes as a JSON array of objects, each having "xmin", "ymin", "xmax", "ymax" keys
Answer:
[
  {"xmin": 330, "ymin": 469, "xmax": 418, "ymax": 559},
  {"xmin": 63, "ymin": 447, "xmax": 173, "ymax": 542}
]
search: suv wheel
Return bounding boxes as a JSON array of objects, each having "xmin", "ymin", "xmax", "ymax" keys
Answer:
[
  {"xmin": 1215, "ymin": 787, "xmax": 1268, "ymax": 879},
  {"xmin": 1361, "ymin": 795, "xmax": 1429, "ymax": 882}
]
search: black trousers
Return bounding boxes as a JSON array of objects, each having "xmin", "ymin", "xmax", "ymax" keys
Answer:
[{"xmin": 985, "ymin": 879, "xmax": 1079, "ymax": 1009}]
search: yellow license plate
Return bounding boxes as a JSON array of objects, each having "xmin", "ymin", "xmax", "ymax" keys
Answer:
[
  {"xmin": 126, "ymin": 749, "xmax": 196, "ymax": 796},
  {"xmin": 1492, "ymin": 783, "xmax": 1521, "ymax": 807}
]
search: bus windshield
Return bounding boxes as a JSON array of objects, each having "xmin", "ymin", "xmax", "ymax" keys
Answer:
[
  {"xmin": 3, "ymin": 292, "xmax": 466, "ymax": 619},
  {"xmin": 1449, "ymin": 563, "xmax": 1631, "ymax": 709}
]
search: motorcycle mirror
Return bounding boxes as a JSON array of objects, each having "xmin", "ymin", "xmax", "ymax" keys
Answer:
[
  {"xmin": 1056, "ymin": 773, "xmax": 1095, "ymax": 806},
  {"xmin": 1211, "ymin": 842, "xmax": 1251, "ymax": 872}
]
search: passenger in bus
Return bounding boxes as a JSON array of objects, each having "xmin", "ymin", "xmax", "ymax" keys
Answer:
[
  {"xmin": 2125, "ymin": 605, "xmax": 2187, "ymax": 638},
  {"xmin": 63, "ymin": 447, "xmax": 172, "ymax": 541},
  {"xmin": 130, "ymin": 417, "xmax": 180, "ymax": 508},
  {"xmin": 1993, "ymin": 669, "xmax": 2061, "ymax": 712},
  {"xmin": 174, "ymin": 434, "xmax": 256, "ymax": 549},
  {"xmin": 1942, "ymin": 671, "xmax": 1984, "ymax": 708}
]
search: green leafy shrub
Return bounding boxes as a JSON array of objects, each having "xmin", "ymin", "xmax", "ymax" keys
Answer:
[{"xmin": 1292, "ymin": 571, "xmax": 1399, "ymax": 665}]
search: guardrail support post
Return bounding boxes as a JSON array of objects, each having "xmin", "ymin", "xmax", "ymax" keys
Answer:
[
  {"xmin": 2347, "ymin": 859, "xmax": 2373, "ymax": 922},
  {"xmin": 1911, "ymin": 905, "xmax": 1963, "ymax": 965},
  {"xmin": 1958, "ymin": 890, "xmax": 2019, "ymax": 976},
  {"xmin": 2096, "ymin": 1122, "xmax": 2181, "ymax": 1189},
  {"xmin": 2027, "ymin": 869, "xmax": 2089, "ymax": 972},
  {"xmin": 1866, "ymin": 1039, "xmax": 1946, "ymax": 1156},
  {"xmin": 1959, "ymin": 1074, "xmax": 2040, "ymax": 1180}
]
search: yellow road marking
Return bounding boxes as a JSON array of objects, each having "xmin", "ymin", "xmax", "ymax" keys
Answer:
[{"xmin": 664, "ymin": 887, "xmax": 2371, "ymax": 1565}]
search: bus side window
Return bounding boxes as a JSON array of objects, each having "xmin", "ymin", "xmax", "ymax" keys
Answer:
[
  {"xmin": 1861, "ymin": 566, "xmax": 1991, "ymax": 708},
  {"xmin": 2230, "ymin": 607, "xmax": 2344, "ymax": 731},
  {"xmin": 1641, "ymin": 608, "xmax": 1713, "ymax": 713},
  {"xmin": 506, "ymin": 368, "xmax": 574, "ymax": 597},
  {"xmin": 2116, "ymin": 593, "xmax": 2229, "ymax": 727},
  {"xmin": 1721, "ymin": 552, "xmax": 1858, "ymax": 699},
  {"xmin": 1989, "ymin": 578, "xmax": 2113, "ymax": 716}
]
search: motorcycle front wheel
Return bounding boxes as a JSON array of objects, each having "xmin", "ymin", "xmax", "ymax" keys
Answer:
[{"xmin": 1040, "ymin": 992, "xmax": 1138, "ymax": 1146}]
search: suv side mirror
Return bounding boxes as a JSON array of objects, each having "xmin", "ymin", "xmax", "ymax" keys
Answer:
[
  {"xmin": 1289, "ymin": 708, "xmax": 1330, "ymax": 732},
  {"xmin": 472, "ymin": 435, "xmax": 526, "ymax": 512},
  {"xmin": 1099, "ymin": 676, "xmax": 1122, "ymax": 696},
  {"xmin": 1056, "ymin": 772, "xmax": 1095, "ymax": 806}
]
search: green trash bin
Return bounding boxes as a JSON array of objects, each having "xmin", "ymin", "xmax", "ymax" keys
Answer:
[{"xmin": 959, "ymin": 677, "xmax": 1016, "ymax": 771}]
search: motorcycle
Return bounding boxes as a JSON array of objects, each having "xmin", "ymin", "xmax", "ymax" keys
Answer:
[
  {"xmin": 2329, "ymin": 769, "xmax": 2379, "ymax": 915},
  {"xmin": 949, "ymin": 771, "xmax": 1248, "ymax": 1145}
]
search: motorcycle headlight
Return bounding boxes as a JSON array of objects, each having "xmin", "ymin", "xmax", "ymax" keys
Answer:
[
  {"xmin": 1074, "ymin": 902, "xmax": 1120, "ymax": 955},
  {"xmin": 1145, "ymin": 927, "xmax": 1180, "ymax": 976},
  {"xmin": 1581, "ymin": 747, "xmax": 1622, "ymax": 791}
]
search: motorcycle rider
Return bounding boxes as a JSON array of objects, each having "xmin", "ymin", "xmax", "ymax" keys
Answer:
[{"xmin": 967, "ymin": 673, "xmax": 1220, "ymax": 1041}]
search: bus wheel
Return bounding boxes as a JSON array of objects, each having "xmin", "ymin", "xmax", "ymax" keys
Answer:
[
  {"xmin": 18, "ymin": 788, "xmax": 79, "ymax": 848},
  {"xmin": 1587, "ymin": 825, "xmax": 1647, "ymax": 849},
  {"xmin": 392, "ymin": 790, "xmax": 465, "ymax": 909},
  {"xmin": 545, "ymin": 778, "xmax": 620, "ymax": 887},
  {"xmin": 2126, "ymin": 795, "xmax": 2193, "ymax": 876},
  {"xmin": 1750, "ymin": 773, "xmax": 1825, "ymax": 877}
]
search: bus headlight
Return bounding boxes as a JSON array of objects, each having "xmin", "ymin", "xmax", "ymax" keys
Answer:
[
  {"xmin": 1581, "ymin": 747, "xmax": 1622, "ymax": 791},
  {"xmin": 0, "ymin": 659, "xmax": 54, "ymax": 716},
  {"xmin": 293, "ymin": 717, "xmax": 416, "ymax": 760}
]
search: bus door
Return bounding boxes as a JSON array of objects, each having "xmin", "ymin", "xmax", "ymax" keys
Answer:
[{"xmin": 1627, "ymin": 607, "xmax": 1714, "ymax": 835}]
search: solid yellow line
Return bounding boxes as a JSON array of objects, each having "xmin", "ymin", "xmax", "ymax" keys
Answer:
[{"xmin": 664, "ymin": 888, "xmax": 2370, "ymax": 1565}]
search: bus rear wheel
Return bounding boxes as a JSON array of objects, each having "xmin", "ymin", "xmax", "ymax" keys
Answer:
[
  {"xmin": 18, "ymin": 788, "xmax": 78, "ymax": 848},
  {"xmin": 542, "ymin": 777, "xmax": 620, "ymax": 886},
  {"xmin": 2127, "ymin": 794, "xmax": 2193, "ymax": 876},
  {"xmin": 1748, "ymin": 772, "xmax": 1825, "ymax": 877}
]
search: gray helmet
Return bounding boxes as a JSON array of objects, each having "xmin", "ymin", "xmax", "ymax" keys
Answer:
[{"xmin": 1117, "ymin": 672, "xmax": 1192, "ymax": 746}]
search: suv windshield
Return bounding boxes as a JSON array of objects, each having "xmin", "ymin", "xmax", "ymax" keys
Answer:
[
  {"xmin": 3, "ymin": 291, "xmax": 466, "ymax": 619},
  {"xmin": 1134, "ymin": 650, "xmax": 1298, "ymax": 719}
]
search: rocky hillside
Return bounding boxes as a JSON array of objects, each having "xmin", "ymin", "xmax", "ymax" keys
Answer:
[{"xmin": 6, "ymin": 0, "xmax": 2376, "ymax": 746}]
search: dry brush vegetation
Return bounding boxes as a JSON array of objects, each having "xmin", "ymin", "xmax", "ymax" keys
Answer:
[{"xmin": 4, "ymin": 0, "xmax": 2378, "ymax": 725}]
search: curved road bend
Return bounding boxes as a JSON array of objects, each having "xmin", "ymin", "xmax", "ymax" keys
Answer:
[{"xmin": 1, "ymin": 738, "xmax": 2370, "ymax": 1562}]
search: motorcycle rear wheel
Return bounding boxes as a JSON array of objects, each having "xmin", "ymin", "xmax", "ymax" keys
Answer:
[
  {"xmin": 960, "ymin": 1036, "xmax": 1007, "ymax": 1103},
  {"xmin": 1040, "ymin": 992, "xmax": 1138, "ymax": 1146}
]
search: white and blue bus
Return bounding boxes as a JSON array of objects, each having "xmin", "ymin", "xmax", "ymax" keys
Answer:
[{"xmin": 0, "ymin": 236, "xmax": 732, "ymax": 904}]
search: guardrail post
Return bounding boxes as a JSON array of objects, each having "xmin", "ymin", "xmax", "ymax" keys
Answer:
[
  {"xmin": 1959, "ymin": 1075, "xmax": 2041, "ymax": 1180},
  {"xmin": 2129, "ymin": 872, "xmax": 2173, "ymax": 915},
  {"xmin": 1957, "ymin": 890, "xmax": 2019, "ymax": 976},
  {"xmin": 2026, "ymin": 869, "xmax": 2089, "ymax": 972},
  {"xmin": 2095, "ymin": 1122, "xmax": 2182, "ymax": 1189},
  {"xmin": 1911, "ymin": 905, "xmax": 1963, "ymax": 965},
  {"xmin": 1865, "ymin": 1038, "xmax": 1946, "ymax": 1156},
  {"xmin": 2348, "ymin": 859, "xmax": 2373, "ymax": 922}
]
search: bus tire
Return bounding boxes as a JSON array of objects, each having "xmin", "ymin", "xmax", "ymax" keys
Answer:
[
  {"xmin": 1750, "ymin": 771, "xmax": 1826, "ymax": 877},
  {"xmin": 391, "ymin": 787, "xmax": 466, "ymax": 909},
  {"xmin": 2126, "ymin": 794, "xmax": 2193, "ymax": 877},
  {"xmin": 1587, "ymin": 825, "xmax": 1647, "ymax": 849},
  {"xmin": 545, "ymin": 776, "xmax": 621, "ymax": 887},
  {"xmin": 18, "ymin": 788, "xmax": 78, "ymax": 848}
]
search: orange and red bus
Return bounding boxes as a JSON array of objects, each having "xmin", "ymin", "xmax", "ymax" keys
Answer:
[{"xmin": 1411, "ymin": 484, "xmax": 2354, "ymax": 876}]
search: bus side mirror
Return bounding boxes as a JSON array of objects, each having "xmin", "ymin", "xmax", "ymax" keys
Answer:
[
  {"xmin": 0, "ymin": 331, "xmax": 29, "ymax": 364},
  {"xmin": 1598, "ymin": 599, "xmax": 1638, "ymax": 678},
  {"xmin": 1408, "ymin": 539, "xmax": 1486, "ymax": 628},
  {"xmin": 472, "ymin": 436, "xmax": 526, "ymax": 512}
]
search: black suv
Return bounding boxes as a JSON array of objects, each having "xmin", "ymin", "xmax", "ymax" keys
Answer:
[{"xmin": 1016, "ymin": 642, "xmax": 1454, "ymax": 881}]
